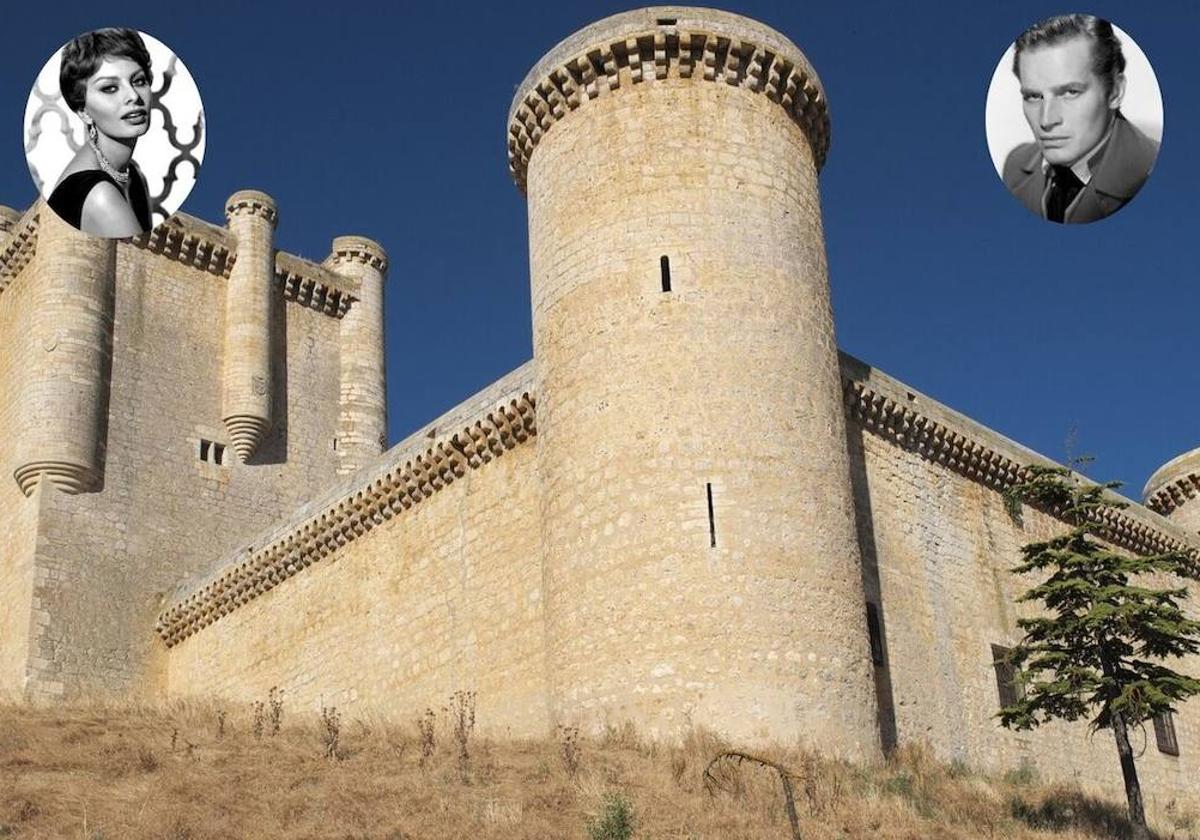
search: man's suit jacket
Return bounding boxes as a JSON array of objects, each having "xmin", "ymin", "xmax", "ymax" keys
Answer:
[{"xmin": 1002, "ymin": 115, "xmax": 1159, "ymax": 224}]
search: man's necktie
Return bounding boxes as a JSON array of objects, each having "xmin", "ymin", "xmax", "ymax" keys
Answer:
[{"xmin": 1046, "ymin": 165, "xmax": 1084, "ymax": 223}]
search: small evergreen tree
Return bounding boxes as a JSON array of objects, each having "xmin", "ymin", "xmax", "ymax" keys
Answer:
[{"xmin": 1000, "ymin": 463, "xmax": 1200, "ymax": 838}]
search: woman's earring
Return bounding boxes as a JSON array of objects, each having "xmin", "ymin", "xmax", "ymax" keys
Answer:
[{"xmin": 80, "ymin": 113, "xmax": 98, "ymax": 144}]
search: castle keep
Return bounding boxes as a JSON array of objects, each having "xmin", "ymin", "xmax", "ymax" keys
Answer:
[{"xmin": 1, "ymin": 7, "xmax": 1196, "ymax": 802}]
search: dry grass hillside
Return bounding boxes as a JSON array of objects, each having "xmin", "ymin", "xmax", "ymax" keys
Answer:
[{"xmin": 0, "ymin": 696, "xmax": 1195, "ymax": 840}]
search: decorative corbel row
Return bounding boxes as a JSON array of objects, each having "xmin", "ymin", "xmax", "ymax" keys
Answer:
[
  {"xmin": 155, "ymin": 393, "xmax": 538, "ymax": 647},
  {"xmin": 507, "ymin": 29, "xmax": 831, "ymax": 192},
  {"xmin": 0, "ymin": 211, "xmax": 40, "ymax": 287},
  {"xmin": 1146, "ymin": 472, "xmax": 1200, "ymax": 517},
  {"xmin": 844, "ymin": 379, "xmax": 1199, "ymax": 562}
]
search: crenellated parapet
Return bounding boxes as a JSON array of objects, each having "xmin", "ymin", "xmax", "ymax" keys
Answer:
[
  {"xmin": 325, "ymin": 235, "xmax": 390, "ymax": 476},
  {"xmin": 507, "ymin": 6, "xmax": 830, "ymax": 192},
  {"xmin": 842, "ymin": 352, "xmax": 1200, "ymax": 560},
  {"xmin": 156, "ymin": 390, "xmax": 536, "ymax": 646},
  {"xmin": 224, "ymin": 192, "xmax": 279, "ymax": 227},
  {"xmin": 1144, "ymin": 448, "xmax": 1200, "ymax": 533},
  {"xmin": 328, "ymin": 235, "xmax": 389, "ymax": 273},
  {"xmin": 0, "ymin": 207, "xmax": 40, "ymax": 290}
]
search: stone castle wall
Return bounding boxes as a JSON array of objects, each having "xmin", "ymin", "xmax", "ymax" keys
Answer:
[
  {"xmin": 0, "ymin": 207, "xmax": 361, "ymax": 700},
  {"xmin": 164, "ymin": 364, "xmax": 547, "ymax": 735},
  {"xmin": 844, "ymin": 356, "xmax": 1199, "ymax": 803},
  {"xmin": 158, "ymin": 348, "xmax": 1199, "ymax": 803},
  {"xmin": 0, "ymin": 208, "xmax": 47, "ymax": 694}
]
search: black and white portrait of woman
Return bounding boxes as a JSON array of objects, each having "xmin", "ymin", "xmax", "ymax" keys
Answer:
[{"xmin": 23, "ymin": 28, "xmax": 205, "ymax": 238}]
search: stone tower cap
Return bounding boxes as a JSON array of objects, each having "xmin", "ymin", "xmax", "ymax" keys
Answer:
[
  {"xmin": 507, "ymin": 6, "xmax": 831, "ymax": 189},
  {"xmin": 328, "ymin": 235, "xmax": 389, "ymax": 274},
  {"xmin": 0, "ymin": 205, "xmax": 21, "ymax": 232},
  {"xmin": 225, "ymin": 189, "xmax": 279, "ymax": 227},
  {"xmin": 1143, "ymin": 446, "xmax": 1200, "ymax": 506}
]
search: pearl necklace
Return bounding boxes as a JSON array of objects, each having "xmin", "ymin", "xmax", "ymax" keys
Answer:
[{"xmin": 86, "ymin": 132, "xmax": 130, "ymax": 187}]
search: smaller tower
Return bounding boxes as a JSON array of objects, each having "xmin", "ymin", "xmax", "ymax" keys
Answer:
[
  {"xmin": 13, "ymin": 203, "xmax": 116, "ymax": 495},
  {"xmin": 1144, "ymin": 448, "xmax": 1200, "ymax": 534},
  {"xmin": 222, "ymin": 190, "xmax": 278, "ymax": 462},
  {"xmin": 325, "ymin": 235, "xmax": 388, "ymax": 475}
]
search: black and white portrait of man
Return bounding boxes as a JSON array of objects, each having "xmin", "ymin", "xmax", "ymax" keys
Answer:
[{"xmin": 985, "ymin": 15, "xmax": 1163, "ymax": 225}]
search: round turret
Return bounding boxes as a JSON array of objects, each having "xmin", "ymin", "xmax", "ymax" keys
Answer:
[
  {"xmin": 1144, "ymin": 448, "xmax": 1200, "ymax": 534},
  {"xmin": 13, "ymin": 202, "xmax": 116, "ymax": 495},
  {"xmin": 514, "ymin": 7, "xmax": 878, "ymax": 754},
  {"xmin": 325, "ymin": 235, "xmax": 389, "ymax": 475},
  {"xmin": 222, "ymin": 189, "xmax": 278, "ymax": 462}
]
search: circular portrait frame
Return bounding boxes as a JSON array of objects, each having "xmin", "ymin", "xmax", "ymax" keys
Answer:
[
  {"xmin": 23, "ymin": 28, "xmax": 206, "ymax": 236},
  {"xmin": 984, "ymin": 16, "xmax": 1163, "ymax": 225}
]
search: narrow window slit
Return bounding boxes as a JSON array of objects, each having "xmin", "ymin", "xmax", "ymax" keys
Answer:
[
  {"xmin": 213, "ymin": 444, "xmax": 225, "ymax": 466},
  {"xmin": 706, "ymin": 482, "xmax": 716, "ymax": 548},
  {"xmin": 199, "ymin": 440, "xmax": 210, "ymax": 462},
  {"xmin": 660, "ymin": 255, "xmax": 671, "ymax": 292},
  {"xmin": 657, "ymin": 17, "xmax": 677, "ymax": 25},
  {"xmin": 865, "ymin": 602, "xmax": 885, "ymax": 666}
]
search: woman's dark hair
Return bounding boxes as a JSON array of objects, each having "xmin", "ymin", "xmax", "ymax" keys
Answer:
[
  {"xmin": 1012, "ymin": 14, "xmax": 1126, "ymax": 97},
  {"xmin": 59, "ymin": 28, "xmax": 152, "ymax": 112}
]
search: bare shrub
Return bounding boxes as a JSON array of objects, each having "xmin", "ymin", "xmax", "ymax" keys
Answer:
[
  {"xmin": 557, "ymin": 725, "xmax": 581, "ymax": 778},
  {"xmin": 416, "ymin": 708, "xmax": 436, "ymax": 769},
  {"xmin": 320, "ymin": 704, "xmax": 341, "ymax": 760},
  {"xmin": 267, "ymin": 687, "xmax": 284, "ymax": 736},
  {"xmin": 448, "ymin": 691, "xmax": 476, "ymax": 780},
  {"xmin": 252, "ymin": 701, "xmax": 265, "ymax": 740},
  {"xmin": 216, "ymin": 708, "xmax": 227, "ymax": 740}
]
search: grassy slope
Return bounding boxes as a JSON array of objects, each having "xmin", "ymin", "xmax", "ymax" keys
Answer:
[{"xmin": 0, "ymin": 700, "xmax": 1196, "ymax": 840}]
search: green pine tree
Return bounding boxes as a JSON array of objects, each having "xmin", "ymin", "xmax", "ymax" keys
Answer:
[{"xmin": 999, "ymin": 463, "xmax": 1200, "ymax": 838}]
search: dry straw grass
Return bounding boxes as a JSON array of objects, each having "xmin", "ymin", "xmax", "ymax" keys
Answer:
[{"xmin": 0, "ymin": 698, "xmax": 1195, "ymax": 839}]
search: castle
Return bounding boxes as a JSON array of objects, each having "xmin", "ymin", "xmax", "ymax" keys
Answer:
[{"xmin": 1, "ymin": 7, "xmax": 1196, "ymax": 803}]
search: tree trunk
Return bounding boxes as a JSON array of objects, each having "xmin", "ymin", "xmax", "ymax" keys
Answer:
[{"xmin": 1111, "ymin": 710, "xmax": 1148, "ymax": 839}]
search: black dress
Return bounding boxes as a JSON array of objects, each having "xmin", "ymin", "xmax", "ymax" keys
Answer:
[{"xmin": 47, "ymin": 166, "xmax": 152, "ymax": 233}]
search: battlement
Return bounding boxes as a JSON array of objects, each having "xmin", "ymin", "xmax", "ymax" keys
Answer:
[
  {"xmin": 1145, "ymin": 448, "xmax": 1200, "ymax": 516},
  {"xmin": 508, "ymin": 6, "xmax": 830, "ymax": 191},
  {"xmin": 841, "ymin": 351, "xmax": 1200, "ymax": 560},
  {"xmin": 0, "ymin": 204, "xmax": 357, "ymax": 318},
  {"xmin": 224, "ymin": 189, "xmax": 279, "ymax": 226},
  {"xmin": 156, "ymin": 361, "xmax": 536, "ymax": 646},
  {"xmin": 326, "ymin": 235, "xmax": 389, "ymax": 274}
]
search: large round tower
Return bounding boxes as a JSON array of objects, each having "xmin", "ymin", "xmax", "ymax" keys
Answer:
[{"xmin": 511, "ymin": 7, "xmax": 878, "ymax": 755}]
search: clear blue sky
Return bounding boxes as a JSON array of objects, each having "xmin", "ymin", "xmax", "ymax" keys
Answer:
[{"xmin": 3, "ymin": 1, "xmax": 1196, "ymax": 498}]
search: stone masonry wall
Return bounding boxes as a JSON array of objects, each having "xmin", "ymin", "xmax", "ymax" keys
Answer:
[
  {"xmin": 846, "ymin": 359, "xmax": 1199, "ymax": 804},
  {"xmin": 165, "ymin": 373, "xmax": 546, "ymax": 736},
  {"xmin": 0, "ymin": 230, "xmax": 40, "ymax": 693},
  {"xmin": 20, "ymin": 240, "xmax": 344, "ymax": 700}
]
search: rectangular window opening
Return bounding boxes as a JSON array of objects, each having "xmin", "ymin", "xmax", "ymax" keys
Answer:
[
  {"xmin": 991, "ymin": 644, "xmax": 1024, "ymax": 709},
  {"xmin": 660, "ymin": 255, "xmax": 672, "ymax": 292},
  {"xmin": 198, "ymin": 440, "xmax": 211, "ymax": 463},
  {"xmin": 656, "ymin": 17, "xmax": 677, "ymax": 25},
  {"xmin": 866, "ymin": 602, "xmax": 885, "ymax": 667},
  {"xmin": 333, "ymin": 437, "xmax": 338, "ymax": 451},
  {"xmin": 1154, "ymin": 712, "xmax": 1180, "ymax": 756},
  {"xmin": 706, "ymin": 482, "xmax": 716, "ymax": 548},
  {"xmin": 213, "ymin": 443, "xmax": 225, "ymax": 466}
]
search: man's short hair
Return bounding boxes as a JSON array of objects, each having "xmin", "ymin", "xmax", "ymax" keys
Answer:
[
  {"xmin": 59, "ymin": 28, "xmax": 153, "ymax": 113},
  {"xmin": 1012, "ymin": 14, "xmax": 1126, "ymax": 97}
]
